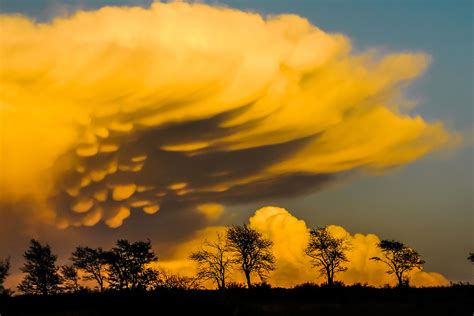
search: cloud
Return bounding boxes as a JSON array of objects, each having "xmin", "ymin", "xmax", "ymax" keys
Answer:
[
  {"xmin": 160, "ymin": 206, "xmax": 448, "ymax": 288},
  {"xmin": 196, "ymin": 203, "xmax": 224, "ymax": 221},
  {"xmin": 0, "ymin": 1, "xmax": 453, "ymax": 230}
]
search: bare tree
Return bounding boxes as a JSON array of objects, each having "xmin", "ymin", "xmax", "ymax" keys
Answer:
[
  {"xmin": 18, "ymin": 239, "xmax": 62, "ymax": 295},
  {"xmin": 370, "ymin": 239, "xmax": 424, "ymax": 287},
  {"xmin": 60, "ymin": 264, "xmax": 81, "ymax": 293},
  {"xmin": 71, "ymin": 247, "xmax": 107, "ymax": 292},
  {"xmin": 0, "ymin": 257, "xmax": 10, "ymax": 295},
  {"xmin": 305, "ymin": 226, "xmax": 351, "ymax": 286},
  {"xmin": 226, "ymin": 225, "xmax": 275, "ymax": 288},
  {"xmin": 190, "ymin": 232, "xmax": 233, "ymax": 289}
]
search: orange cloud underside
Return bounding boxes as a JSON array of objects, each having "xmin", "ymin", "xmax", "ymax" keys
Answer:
[{"xmin": 0, "ymin": 1, "xmax": 453, "ymax": 229}]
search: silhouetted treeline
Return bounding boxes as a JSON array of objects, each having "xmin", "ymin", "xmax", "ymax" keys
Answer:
[
  {"xmin": 0, "ymin": 257, "xmax": 10, "ymax": 295},
  {"xmin": 0, "ymin": 224, "xmax": 473, "ymax": 296}
]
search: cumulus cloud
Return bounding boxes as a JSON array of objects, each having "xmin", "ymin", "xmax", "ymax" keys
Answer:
[
  {"xmin": 160, "ymin": 206, "xmax": 448, "ymax": 288},
  {"xmin": 0, "ymin": 1, "xmax": 453, "ymax": 230}
]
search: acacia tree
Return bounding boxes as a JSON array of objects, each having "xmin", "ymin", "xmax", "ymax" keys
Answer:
[
  {"xmin": 370, "ymin": 239, "xmax": 424, "ymax": 287},
  {"xmin": 104, "ymin": 239, "xmax": 158, "ymax": 290},
  {"xmin": 305, "ymin": 226, "xmax": 351, "ymax": 286},
  {"xmin": 226, "ymin": 225, "xmax": 275, "ymax": 288},
  {"xmin": 0, "ymin": 257, "xmax": 10, "ymax": 295},
  {"xmin": 60, "ymin": 264, "xmax": 81, "ymax": 293},
  {"xmin": 468, "ymin": 253, "xmax": 474, "ymax": 263},
  {"xmin": 190, "ymin": 232, "xmax": 233, "ymax": 289},
  {"xmin": 18, "ymin": 239, "xmax": 62, "ymax": 295},
  {"xmin": 71, "ymin": 247, "xmax": 107, "ymax": 292}
]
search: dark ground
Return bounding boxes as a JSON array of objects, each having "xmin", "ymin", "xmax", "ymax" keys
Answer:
[{"xmin": 0, "ymin": 285, "xmax": 473, "ymax": 316}]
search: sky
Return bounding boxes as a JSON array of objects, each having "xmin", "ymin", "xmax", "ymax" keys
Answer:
[{"xmin": 0, "ymin": 0, "xmax": 472, "ymax": 288}]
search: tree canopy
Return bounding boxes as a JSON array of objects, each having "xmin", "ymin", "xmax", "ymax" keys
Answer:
[
  {"xmin": 370, "ymin": 239, "xmax": 425, "ymax": 287},
  {"xmin": 18, "ymin": 239, "xmax": 62, "ymax": 295},
  {"xmin": 71, "ymin": 246, "xmax": 107, "ymax": 292},
  {"xmin": 103, "ymin": 239, "xmax": 158, "ymax": 290},
  {"xmin": 60, "ymin": 264, "xmax": 81, "ymax": 293},
  {"xmin": 226, "ymin": 225, "xmax": 275, "ymax": 288},
  {"xmin": 305, "ymin": 226, "xmax": 351, "ymax": 286},
  {"xmin": 0, "ymin": 257, "xmax": 10, "ymax": 295}
]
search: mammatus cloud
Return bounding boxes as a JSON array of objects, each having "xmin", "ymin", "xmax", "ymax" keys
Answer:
[
  {"xmin": 0, "ymin": 1, "xmax": 453, "ymax": 229},
  {"xmin": 160, "ymin": 206, "xmax": 448, "ymax": 288}
]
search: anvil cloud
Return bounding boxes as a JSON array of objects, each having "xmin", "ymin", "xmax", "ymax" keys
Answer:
[{"xmin": 0, "ymin": 1, "xmax": 451, "ymax": 229}]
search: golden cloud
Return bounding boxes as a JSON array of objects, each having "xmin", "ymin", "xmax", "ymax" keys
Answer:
[
  {"xmin": 196, "ymin": 203, "xmax": 224, "ymax": 221},
  {"xmin": 0, "ymin": 2, "xmax": 453, "ymax": 228}
]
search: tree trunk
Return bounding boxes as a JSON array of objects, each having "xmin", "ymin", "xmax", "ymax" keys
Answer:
[
  {"xmin": 245, "ymin": 270, "xmax": 252, "ymax": 288},
  {"xmin": 327, "ymin": 269, "xmax": 333, "ymax": 286},
  {"xmin": 396, "ymin": 273, "xmax": 403, "ymax": 287}
]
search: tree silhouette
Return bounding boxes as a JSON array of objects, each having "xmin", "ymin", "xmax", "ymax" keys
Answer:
[
  {"xmin": 226, "ymin": 225, "xmax": 275, "ymax": 288},
  {"xmin": 305, "ymin": 226, "xmax": 351, "ymax": 286},
  {"xmin": 71, "ymin": 247, "xmax": 107, "ymax": 292},
  {"xmin": 468, "ymin": 252, "xmax": 474, "ymax": 263},
  {"xmin": 370, "ymin": 239, "xmax": 424, "ymax": 287},
  {"xmin": 0, "ymin": 257, "xmax": 10, "ymax": 295},
  {"xmin": 154, "ymin": 268, "xmax": 199, "ymax": 290},
  {"xmin": 104, "ymin": 239, "xmax": 158, "ymax": 290},
  {"xmin": 190, "ymin": 232, "xmax": 232, "ymax": 289},
  {"xmin": 18, "ymin": 239, "xmax": 61, "ymax": 295},
  {"xmin": 60, "ymin": 264, "xmax": 81, "ymax": 293}
]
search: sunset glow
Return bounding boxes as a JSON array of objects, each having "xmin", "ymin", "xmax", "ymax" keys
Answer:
[{"xmin": 0, "ymin": 1, "xmax": 471, "ymax": 307}]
